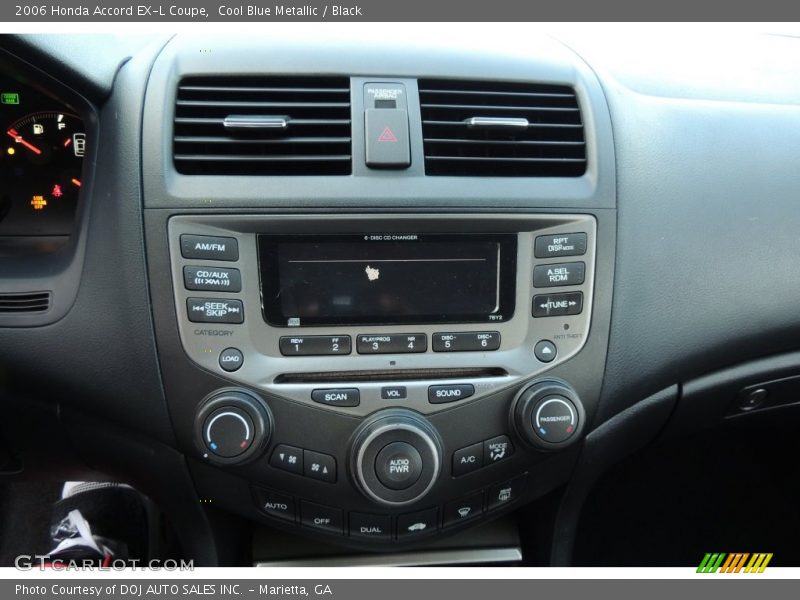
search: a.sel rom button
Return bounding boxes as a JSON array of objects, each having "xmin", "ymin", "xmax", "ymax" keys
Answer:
[
  {"xmin": 180, "ymin": 234, "xmax": 239, "ymax": 261},
  {"xmin": 432, "ymin": 332, "xmax": 500, "ymax": 352},
  {"xmin": 534, "ymin": 233, "xmax": 587, "ymax": 258},
  {"xmin": 183, "ymin": 266, "xmax": 242, "ymax": 293},
  {"xmin": 533, "ymin": 262, "xmax": 585, "ymax": 288},
  {"xmin": 428, "ymin": 384, "xmax": 475, "ymax": 404},
  {"xmin": 357, "ymin": 334, "xmax": 427, "ymax": 354},
  {"xmin": 279, "ymin": 335, "xmax": 351, "ymax": 356},
  {"xmin": 187, "ymin": 298, "xmax": 244, "ymax": 324}
]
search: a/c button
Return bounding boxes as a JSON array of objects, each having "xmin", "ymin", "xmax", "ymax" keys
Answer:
[{"xmin": 452, "ymin": 442, "xmax": 483, "ymax": 477}]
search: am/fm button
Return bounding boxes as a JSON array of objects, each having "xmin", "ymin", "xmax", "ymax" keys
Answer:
[{"xmin": 428, "ymin": 384, "xmax": 475, "ymax": 404}]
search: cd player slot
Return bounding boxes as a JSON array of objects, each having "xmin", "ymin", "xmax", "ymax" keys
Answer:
[{"xmin": 273, "ymin": 367, "xmax": 508, "ymax": 384}]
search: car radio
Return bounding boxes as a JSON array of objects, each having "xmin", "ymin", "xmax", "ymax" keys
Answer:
[{"xmin": 160, "ymin": 212, "xmax": 602, "ymax": 547}]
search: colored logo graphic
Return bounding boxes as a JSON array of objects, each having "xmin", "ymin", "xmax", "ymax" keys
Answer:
[{"xmin": 697, "ymin": 552, "xmax": 773, "ymax": 573}]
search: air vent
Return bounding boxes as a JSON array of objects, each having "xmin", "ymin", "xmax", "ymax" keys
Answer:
[
  {"xmin": 419, "ymin": 79, "xmax": 586, "ymax": 177},
  {"xmin": 0, "ymin": 292, "xmax": 50, "ymax": 314},
  {"xmin": 173, "ymin": 76, "xmax": 352, "ymax": 175}
]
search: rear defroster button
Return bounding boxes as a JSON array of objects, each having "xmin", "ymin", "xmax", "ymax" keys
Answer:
[{"xmin": 428, "ymin": 384, "xmax": 475, "ymax": 404}]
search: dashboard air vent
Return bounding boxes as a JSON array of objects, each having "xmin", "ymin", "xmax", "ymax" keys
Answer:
[
  {"xmin": 173, "ymin": 77, "xmax": 352, "ymax": 175},
  {"xmin": 0, "ymin": 292, "xmax": 50, "ymax": 314},
  {"xmin": 418, "ymin": 79, "xmax": 586, "ymax": 177}
]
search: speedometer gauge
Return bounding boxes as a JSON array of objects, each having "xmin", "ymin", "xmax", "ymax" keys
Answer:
[{"xmin": 0, "ymin": 110, "xmax": 85, "ymax": 236}]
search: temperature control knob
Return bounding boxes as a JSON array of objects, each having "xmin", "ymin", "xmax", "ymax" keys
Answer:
[
  {"xmin": 513, "ymin": 381, "xmax": 585, "ymax": 450},
  {"xmin": 194, "ymin": 389, "xmax": 272, "ymax": 465}
]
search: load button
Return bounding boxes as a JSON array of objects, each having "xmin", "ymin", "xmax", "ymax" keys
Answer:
[{"xmin": 428, "ymin": 384, "xmax": 475, "ymax": 404}]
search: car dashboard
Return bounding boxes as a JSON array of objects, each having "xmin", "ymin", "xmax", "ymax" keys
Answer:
[{"xmin": 1, "ymin": 27, "xmax": 800, "ymax": 567}]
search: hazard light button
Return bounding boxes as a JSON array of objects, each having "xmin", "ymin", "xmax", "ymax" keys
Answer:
[{"xmin": 365, "ymin": 108, "xmax": 410, "ymax": 168}]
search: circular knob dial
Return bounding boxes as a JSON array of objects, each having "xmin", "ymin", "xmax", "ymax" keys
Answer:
[
  {"xmin": 351, "ymin": 409, "xmax": 442, "ymax": 507},
  {"xmin": 194, "ymin": 389, "xmax": 272, "ymax": 465},
  {"xmin": 513, "ymin": 381, "xmax": 585, "ymax": 450}
]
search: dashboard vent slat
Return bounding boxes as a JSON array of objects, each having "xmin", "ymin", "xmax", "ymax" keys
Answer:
[
  {"xmin": 0, "ymin": 292, "xmax": 51, "ymax": 314},
  {"xmin": 174, "ymin": 77, "xmax": 352, "ymax": 176},
  {"xmin": 419, "ymin": 79, "xmax": 587, "ymax": 177}
]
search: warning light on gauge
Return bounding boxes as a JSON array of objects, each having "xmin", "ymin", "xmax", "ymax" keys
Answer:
[
  {"xmin": 6, "ymin": 147, "xmax": 14, "ymax": 155},
  {"xmin": 51, "ymin": 184, "xmax": 63, "ymax": 198},
  {"xmin": 31, "ymin": 195, "xmax": 47, "ymax": 210},
  {"xmin": 1, "ymin": 92, "xmax": 19, "ymax": 105}
]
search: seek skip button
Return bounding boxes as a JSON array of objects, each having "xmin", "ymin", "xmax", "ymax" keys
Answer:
[
  {"xmin": 186, "ymin": 298, "xmax": 244, "ymax": 324},
  {"xmin": 311, "ymin": 388, "xmax": 360, "ymax": 407}
]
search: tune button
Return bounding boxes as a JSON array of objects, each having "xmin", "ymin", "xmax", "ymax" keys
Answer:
[{"xmin": 375, "ymin": 442, "xmax": 423, "ymax": 490}]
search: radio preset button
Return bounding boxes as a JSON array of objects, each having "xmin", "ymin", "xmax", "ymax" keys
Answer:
[
  {"xmin": 357, "ymin": 334, "xmax": 427, "ymax": 354},
  {"xmin": 534, "ymin": 233, "xmax": 587, "ymax": 258},
  {"xmin": 187, "ymin": 298, "xmax": 244, "ymax": 324},
  {"xmin": 279, "ymin": 335, "xmax": 351, "ymax": 356},
  {"xmin": 184, "ymin": 266, "xmax": 242, "ymax": 292},
  {"xmin": 452, "ymin": 442, "xmax": 483, "ymax": 477},
  {"xmin": 428, "ymin": 384, "xmax": 475, "ymax": 404},
  {"xmin": 180, "ymin": 234, "xmax": 239, "ymax": 261},
  {"xmin": 533, "ymin": 262, "xmax": 585, "ymax": 288},
  {"xmin": 432, "ymin": 331, "xmax": 501, "ymax": 352},
  {"xmin": 532, "ymin": 292, "xmax": 583, "ymax": 318},
  {"xmin": 311, "ymin": 388, "xmax": 360, "ymax": 407},
  {"xmin": 218, "ymin": 347, "xmax": 244, "ymax": 372}
]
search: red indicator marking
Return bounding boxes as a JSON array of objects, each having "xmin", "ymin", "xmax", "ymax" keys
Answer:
[
  {"xmin": 566, "ymin": 425, "xmax": 574, "ymax": 434},
  {"xmin": 6, "ymin": 129, "xmax": 42, "ymax": 155},
  {"xmin": 51, "ymin": 184, "xmax": 63, "ymax": 198},
  {"xmin": 64, "ymin": 138, "xmax": 72, "ymax": 147},
  {"xmin": 71, "ymin": 178, "xmax": 81, "ymax": 187},
  {"xmin": 377, "ymin": 126, "xmax": 398, "ymax": 142},
  {"xmin": 240, "ymin": 440, "xmax": 249, "ymax": 449}
]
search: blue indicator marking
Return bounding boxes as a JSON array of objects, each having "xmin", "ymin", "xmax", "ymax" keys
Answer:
[
  {"xmin": 209, "ymin": 442, "xmax": 218, "ymax": 450},
  {"xmin": 539, "ymin": 427, "xmax": 547, "ymax": 435}
]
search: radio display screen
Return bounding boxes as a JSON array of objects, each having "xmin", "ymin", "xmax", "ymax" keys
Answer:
[{"xmin": 258, "ymin": 234, "xmax": 517, "ymax": 327}]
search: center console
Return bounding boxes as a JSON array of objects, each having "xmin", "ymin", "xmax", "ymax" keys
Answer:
[{"xmin": 140, "ymin": 34, "xmax": 616, "ymax": 554}]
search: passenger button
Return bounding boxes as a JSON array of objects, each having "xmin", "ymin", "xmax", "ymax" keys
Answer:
[
  {"xmin": 487, "ymin": 474, "xmax": 527, "ymax": 511},
  {"xmin": 533, "ymin": 262, "xmax": 585, "ymax": 287},
  {"xmin": 218, "ymin": 347, "xmax": 243, "ymax": 372},
  {"xmin": 428, "ymin": 384, "xmax": 475, "ymax": 404},
  {"xmin": 301, "ymin": 501, "xmax": 343, "ymax": 535},
  {"xmin": 452, "ymin": 442, "xmax": 483, "ymax": 477},
  {"xmin": 279, "ymin": 335, "xmax": 351, "ymax": 356},
  {"xmin": 432, "ymin": 332, "xmax": 501, "ymax": 352},
  {"xmin": 270, "ymin": 444, "xmax": 303, "ymax": 474},
  {"xmin": 311, "ymin": 388, "xmax": 360, "ymax": 408},
  {"xmin": 303, "ymin": 449, "xmax": 337, "ymax": 483},
  {"xmin": 483, "ymin": 435, "xmax": 514, "ymax": 465},
  {"xmin": 397, "ymin": 507, "xmax": 438, "ymax": 539},
  {"xmin": 375, "ymin": 442, "xmax": 423, "ymax": 490},
  {"xmin": 443, "ymin": 492, "xmax": 484, "ymax": 527},
  {"xmin": 349, "ymin": 512, "xmax": 391, "ymax": 540},
  {"xmin": 187, "ymin": 298, "xmax": 244, "ymax": 324},
  {"xmin": 180, "ymin": 234, "xmax": 239, "ymax": 261},
  {"xmin": 534, "ymin": 233, "xmax": 587, "ymax": 258},
  {"xmin": 183, "ymin": 266, "xmax": 242, "ymax": 292},
  {"xmin": 253, "ymin": 488, "xmax": 295, "ymax": 522},
  {"xmin": 357, "ymin": 334, "xmax": 427, "ymax": 354},
  {"xmin": 532, "ymin": 292, "xmax": 583, "ymax": 318}
]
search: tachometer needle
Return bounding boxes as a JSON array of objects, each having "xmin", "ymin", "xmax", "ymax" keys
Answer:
[{"xmin": 6, "ymin": 129, "xmax": 42, "ymax": 155}]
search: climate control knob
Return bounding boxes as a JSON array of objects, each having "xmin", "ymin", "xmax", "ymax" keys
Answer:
[
  {"xmin": 194, "ymin": 389, "xmax": 272, "ymax": 465},
  {"xmin": 513, "ymin": 381, "xmax": 585, "ymax": 450},
  {"xmin": 351, "ymin": 409, "xmax": 442, "ymax": 507}
]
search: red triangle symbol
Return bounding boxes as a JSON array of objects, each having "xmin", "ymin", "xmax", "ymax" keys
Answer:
[{"xmin": 378, "ymin": 126, "xmax": 398, "ymax": 143}]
